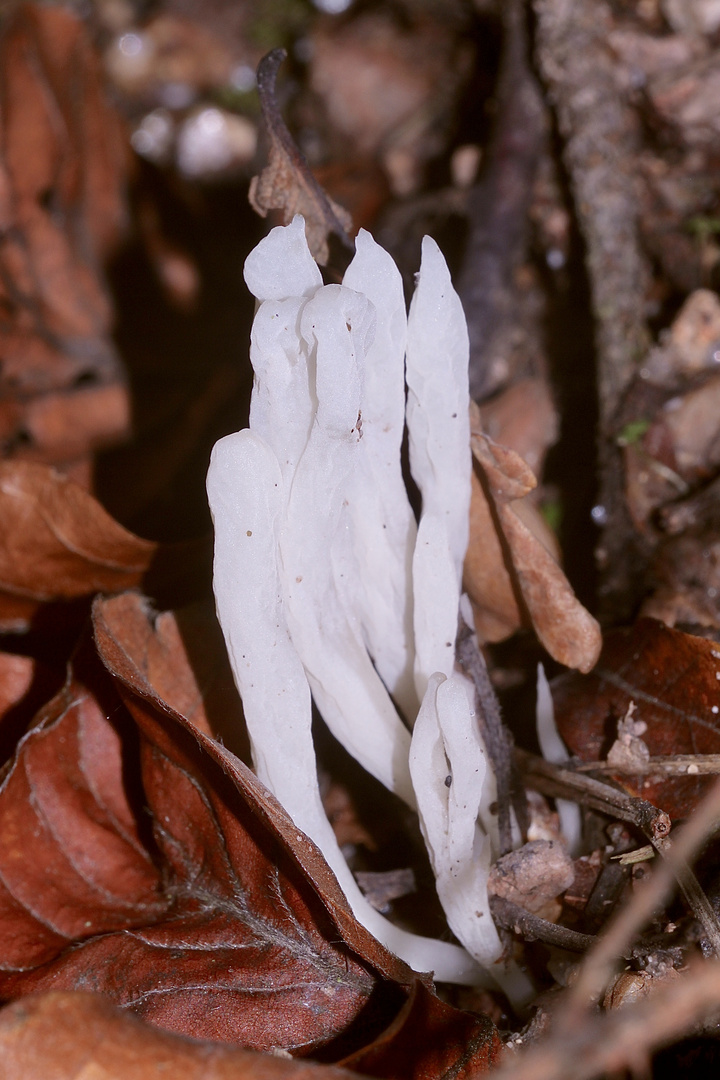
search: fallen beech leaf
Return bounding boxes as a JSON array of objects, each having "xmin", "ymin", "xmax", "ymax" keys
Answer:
[
  {"xmin": 0, "ymin": 461, "xmax": 156, "ymax": 603},
  {"xmin": 0, "ymin": 653, "xmax": 390, "ymax": 1052},
  {"xmin": 0, "ymin": 650, "xmax": 63, "ymax": 766},
  {"xmin": 0, "ymin": 653, "xmax": 35, "ymax": 721},
  {"xmin": 553, "ymin": 618, "xmax": 720, "ymax": 819},
  {"xmin": 641, "ymin": 530, "xmax": 720, "ymax": 631},
  {"xmin": 250, "ymin": 49, "xmax": 353, "ymax": 265},
  {"xmin": 0, "ymin": 594, "xmax": 500, "ymax": 1071},
  {"xmin": 91, "ymin": 593, "xmax": 501, "ymax": 1070},
  {"xmin": 478, "ymin": 378, "xmax": 558, "ymax": 478},
  {"xmin": 488, "ymin": 840, "xmax": 574, "ymax": 920},
  {"xmin": 463, "ymin": 468, "xmax": 523, "ymax": 643},
  {"xmin": 308, "ymin": 11, "xmax": 473, "ymax": 199},
  {"xmin": 339, "ymin": 980, "xmax": 499, "ymax": 1080},
  {"xmin": 0, "ymin": 4, "xmax": 129, "ymax": 467},
  {"xmin": 0, "ymin": 676, "xmax": 164, "ymax": 975},
  {"xmin": 95, "ymin": 592, "xmax": 249, "ymax": 757},
  {"xmin": 465, "ymin": 404, "xmax": 601, "ymax": 672},
  {"xmin": 0, "ymin": 991, "xmax": 363, "ymax": 1080}
]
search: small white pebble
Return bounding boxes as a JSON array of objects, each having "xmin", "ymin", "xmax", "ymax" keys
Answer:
[{"xmin": 687, "ymin": 763, "xmax": 700, "ymax": 775}]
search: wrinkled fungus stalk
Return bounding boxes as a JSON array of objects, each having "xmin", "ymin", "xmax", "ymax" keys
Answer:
[{"xmin": 208, "ymin": 216, "xmax": 530, "ymax": 999}]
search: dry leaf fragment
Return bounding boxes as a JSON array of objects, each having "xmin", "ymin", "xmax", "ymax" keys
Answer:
[
  {"xmin": 464, "ymin": 404, "xmax": 601, "ymax": 672},
  {"xmin": 488, "ymin": 840, "xmax": 575, "ymax": 922},
  {"xmin": 250, "ymin": 49, "xmax": 353, "ymax": 265},
  {"xmin": 308, "ymin": 10, "xmax": 474, "ymax": 198},
  {"xmin": 339, "ymin": 980, "xmax": 500, "ymax": 1080},
  {"xmin": 0, "ymin": 676, "xmax": 165, "ymax": 975}
]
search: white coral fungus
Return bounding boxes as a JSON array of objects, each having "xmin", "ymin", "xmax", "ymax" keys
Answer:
[{"xmin": 207, "ymin": 216, "xmax": 524, "ymax": 994}]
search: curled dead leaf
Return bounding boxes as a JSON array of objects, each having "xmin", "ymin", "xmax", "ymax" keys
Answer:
[
  {"xmin": 250, "ymin": 49, "xmax": 353, "ymax": 265},
  {"xmin": 0, "ymin": 4, "xmax": 130, "ymax": 468},
  {"xmin": 93, "ymin": 592, "xmax": 249, "ymax": 756},
  {"xmin": 0, "ymin": 461, "xmax": 156, "ymax": 604},
  {"xmin": 464, "ymin": 403, "xmax": 602, "ymax": 672},
  {"xmin": 488, "ymin": 840, "xmax": 575, "ymax": 921}
]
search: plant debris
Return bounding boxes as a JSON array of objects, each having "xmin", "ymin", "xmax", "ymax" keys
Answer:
[{"xmin": 250, "ymin": 49, "xmax": 353, "ymax": 265}]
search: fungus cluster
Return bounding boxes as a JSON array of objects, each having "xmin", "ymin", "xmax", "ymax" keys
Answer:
[{"xmin": 207, "ymin": 216, "xmax": 528, "ymax": 995}]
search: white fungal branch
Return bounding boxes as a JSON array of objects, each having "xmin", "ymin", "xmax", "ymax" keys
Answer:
[
  {"xmin": 208, "ymin": 215, "xmax": 521, "ymax": 994},
  {"xmin": 342, "ymin": 231, "xmax": 418, "ymax": 720},
  {"xmin": 410, "ymin": 673, "xmax": 500, "ymax": 964},
  {"xmin": 406, "ymin": 237, "xmax": 471, "ymax": 700},
  {"xmin": 536, "ymin": 663, "xmax": 582, "ymax": 854}
]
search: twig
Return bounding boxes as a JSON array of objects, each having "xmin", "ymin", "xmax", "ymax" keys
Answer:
[
  {"xmin": 575, "ymin": 754, "xmax": 720, "ymax": 778},
  {"xmin": 250, "ymin": 49, "xmax": 353, "ymax": 264},
  {"xmin": 457, "ymin": 621, "xmax": 521, "ymax": 854},
  {"xmin": 490, "ymin": 896, "xmax": 596, "ymax": 953},
  {"xmin": 563, "ymin": 777, "xmax": 720, "ymax": 1022},
  {"xmin": 488, "ymin": 957, "xmax": 720, "ymax": 1080},
  {"xmin": 533, "ymin": 0, "xmax": 652, "ymax": 621},
  {"xmin": 653, "ymin": 835, "xmax": 720, "ymax": 959},
  {"xmin": 519, "ymin": 750, "xmax": 720, "ymax": 958},
  {"xmin": 516, "ymin": 749, "xmax": 671, "ymax": 841},
  {"xmin": 457, "ymin": 0, "xmax": 546, "ymax": 401}
]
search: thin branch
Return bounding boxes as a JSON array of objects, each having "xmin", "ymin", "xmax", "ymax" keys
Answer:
[
  {"xmin": 653, "ymin": 835, "xmax": 720, "ymax": 958},
  {"xmin": 519, "ymin": 749, "xmax": 720, "ymax": 958},
  {"xmin": 575, "ymin": 754, "xmax": 720, "ymax": 777},
  {"xmin": 516, "ymin": 749, "xmax": 671, "ymax": 841},
  {"xmin": 490, "ymin": 895, "xmax": 596, "ymax": 953},
  {"xmin": 250, "ymin": 49, "xmax": 353, "ymax": 264},
  {"xmin": 488, "ymin": 957, "xmax": 720, "ymax": 1080},
  {"xmin": 457, "ymin": 621, "xmax": 520, "ymax": 854},
  {"xmin": 563, "ymin": 777, "xmax": 720, "ymax": 1023}
]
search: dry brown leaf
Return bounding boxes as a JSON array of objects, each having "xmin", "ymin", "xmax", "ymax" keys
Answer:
[
  {"xmin": 89, "ymin": 592, "xmax": 501, "ymax": 1072},
  {"xmin": 0, "ymin": 991, "xmax": 364, "ymax": 1080},
  {"xmin": 0, "ymin": 640, "xmax": 398, "ymax": 1051},
  {"xmin": 478, "ymin": 378, "xmax": 558, "ymax": 478},
  {"xmin": 0, "ymin": 461, "xmax": 155, "ymax": 604},
  {"xmin": 250, "ymin": 49, "xmax": 353, "ymax": 265},
  {"xmin": 553, "ymin": 618, "xmax": 720, "ymax": 819},
  {"xmin": 0, "ymin": 4, "xmax": 130, "ymax": 468},
  {"xmin": 308, "ymin": 10, "xmax": 473, "ymax": 199},
  {"xmin": 464, "ymin": 468, "xmax": 523, "ymax": 643},
  {"xmin": 464, "ymin": 404, "xmax": 601, "ymax": 672},
  {"xmin": 94, "ymin": 592, "xmax": 249, "ymax": 757},
  {"xmin": 0, "ymin": 649, "xmax": 64, "ymax": 767}
]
